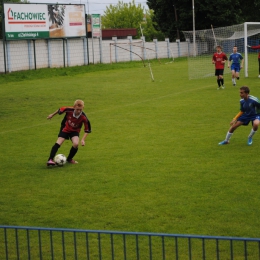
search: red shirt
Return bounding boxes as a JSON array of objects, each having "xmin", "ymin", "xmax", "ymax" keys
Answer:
[
  {"xmin": 212, "ymin": 52, "xmax": 228, "ymax": 69},
  {"xmin": 250, "ymin": 45, "xmax": 260, "ymax": 59},
  {"xmin": 58, "ymin": 107, "xmax": 91, "ymax": 134}
]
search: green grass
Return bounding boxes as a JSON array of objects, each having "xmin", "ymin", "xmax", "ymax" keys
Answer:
[{"xmin": 0, "ymin": 57, "xmax": 260, "ymax": 258}]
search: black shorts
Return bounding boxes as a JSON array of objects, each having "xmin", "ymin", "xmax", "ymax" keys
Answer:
[
  {"xmin": 215, "ymin": 69, "xmax": 224, "ymax": 76},
  {"xmin": 58, "ymin": 131, "xmax": 79, "ymax": 140}
]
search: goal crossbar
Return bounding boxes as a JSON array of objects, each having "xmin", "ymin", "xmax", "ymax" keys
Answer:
[{"xmin": 182, "ymin": 22, "xmax": 260, "ymax": 79}]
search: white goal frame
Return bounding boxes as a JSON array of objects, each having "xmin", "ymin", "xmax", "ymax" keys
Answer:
[
  {"xmin": 183, "ymin": 22, "xmax": 260, "ymax": 79},
  {"xmin": 244, "ymin": 22, "xmax": 260, "ymax": 77}
]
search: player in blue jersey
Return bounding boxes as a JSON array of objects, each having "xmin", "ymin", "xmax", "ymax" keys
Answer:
[
  {"xmin": 228, "ymin": 46, "xmax": 244, "ymax": 86},
  {"xmin": 219, "ymin": 86, "xmax": 260, "ymax": 145}
]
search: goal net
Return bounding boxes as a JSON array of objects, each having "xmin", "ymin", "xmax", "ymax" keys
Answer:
[
  {"xmin": 109, "ymin": 40, "xmax": 160, "ymax": 66},
  {"xmin": 182, "ymin": 22, "xmax": 260, "ymax": 79}
]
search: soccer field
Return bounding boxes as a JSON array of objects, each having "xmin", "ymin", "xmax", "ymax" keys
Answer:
[{"xmin": 0, "ymin": 58, "xmax": 260, "ymax": 241}]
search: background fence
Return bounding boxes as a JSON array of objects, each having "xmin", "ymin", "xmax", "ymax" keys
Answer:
[
  {"xmin": 0, "ymin": 37, "xmax": 189, "ymax": 73},
  {"xmin": 1, "ymin": 225, "xmax": 260, "ymax": 260}
]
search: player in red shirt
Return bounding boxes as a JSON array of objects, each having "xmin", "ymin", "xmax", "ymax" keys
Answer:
[
  {"xmin": 247, "ymin": 44, "xmax": 260, "ymax": 78},
  {"xmin": 212, "ymin": 45, "xmax": 228, "ymax": 90},
  {"xmin": 46, "ymin": 100, "xmax": 91, "ymax": 166}
]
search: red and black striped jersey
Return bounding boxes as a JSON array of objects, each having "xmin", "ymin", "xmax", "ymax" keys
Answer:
[
  {"xmin": 212, "ymin": 52, "xmax": 228, "ymax": 69},
  {"xmin": 58, "ymin": 107, "xmax": 91, "ymax": 134}
]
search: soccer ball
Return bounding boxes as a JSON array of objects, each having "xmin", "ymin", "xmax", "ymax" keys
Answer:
[{"xmin": 54, "ymin": 154, "xmax": 67, "ymax": 166}]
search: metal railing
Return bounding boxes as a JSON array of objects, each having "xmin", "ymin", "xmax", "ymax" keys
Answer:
[{"xmin": 1, "ymin": 225, "xmax": 260, "ymax": 260}]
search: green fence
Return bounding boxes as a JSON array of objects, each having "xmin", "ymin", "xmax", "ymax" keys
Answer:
[{"xmin": 1, "ymin": 225, "xmax": 260, "ymax": 260}]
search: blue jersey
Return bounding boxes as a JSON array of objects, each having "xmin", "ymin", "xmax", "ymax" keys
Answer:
[
  {"xmin": 240, "ymin": 95, "xmax": 260, "ymax": 116},
  {"xmin": 229, "ymin": 52, "xmax": 243, "ymax": 65}
]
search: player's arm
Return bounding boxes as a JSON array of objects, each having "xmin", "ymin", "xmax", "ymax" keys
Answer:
[
  {"xmin": 47, "ymin": 109, "xmax": 59, "ymax": 119},
  {"xmin": 249, "ymin": 45, "xmax": 260, "ymax": 50},
  {"xmin": 240, "ymin": 56, "xmax": 244, "ymax": 68},
  {"xmin": 81, "ymin": 118, "xmax": 91, "ymax": 146},
  {"xmin": 228, "ymin": 57, "xmax": 231, "ymax": 68},
  {"xmin": 230, "ymin": 111, "xmax": 243, "ymax": 125},
  {"xmin": 81, "ymin": 132, "xmax": 88, "ymax": 146},
  {"xmin": 222, "ymin": 55, "xmax": 228, "ymax": 64},
  {"xmin": 224, "ymin": 54, "xmax": 228, "ymax": 61}
]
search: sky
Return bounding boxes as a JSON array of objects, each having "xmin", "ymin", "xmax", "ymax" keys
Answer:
[{"xmin": 31, "ymin": 0, "xmax": 149, "ymax": 15}]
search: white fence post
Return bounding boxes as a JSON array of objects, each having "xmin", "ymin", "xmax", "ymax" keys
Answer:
[
  {"xmin": 176, "ymin": 39, "xmax": 180, "ymax": 57},
  {"xmin": 112, "ymin": 37, "xmax": 118, "ymax": 63},
  {"xmin": 127, "ymin": 36, "xmax": 133, "ymax": 61},
  {"xmin": 153, "ymin": 39, "xmax": 158, "ymax": 59},
  {"xmin": 165, "ymin": 38, "xmax": 170, "ymax": 58}
]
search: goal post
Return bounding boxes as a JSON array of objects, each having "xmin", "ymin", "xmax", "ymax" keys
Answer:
[
  {"xmin": 183, "ymin": 22, "xmax": 260, "ymax": 79},
  {"xmin": 244, "ymin": 22, "xmax": 260, "ymax": 77}
]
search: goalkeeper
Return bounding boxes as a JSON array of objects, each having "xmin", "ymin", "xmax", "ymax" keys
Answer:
[
  {"xmin": 247, "ymin": 44, "xmax": 260, "ymax": 78},
  {"xmin": 219, "ymin": 86, "xmax": 260, "ymax": 146}
]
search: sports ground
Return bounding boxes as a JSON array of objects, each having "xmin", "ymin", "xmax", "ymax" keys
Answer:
[{"xmin": 0, "ymin": 56, "xmax": 260, "ymax": 242}]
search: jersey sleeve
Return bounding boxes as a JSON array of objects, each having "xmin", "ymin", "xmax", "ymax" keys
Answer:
[
  {"xmin": 82, "ymin": 112, "xmax": 91, "ymax": 133},
  {"xmin": 233, "ymin": 111, "xmax": 243, "ymax": 120},
  {"xmin": 59, "ymin": 114, "xmax": 67, "ymax": 133},
  {"xmin": 251, "ymin": 45, "xmax": 260, "ymax": 50},
  {"xmin": 86, "ymin": 120, "xmax": 91, "ymax": 133},
  {"xmin": 83, "ymin": 119, "xmax": 91, "ymax": 133},
  {"xmin": 58, "ymin": 106, "xmax": 74, "ymax": 115}
]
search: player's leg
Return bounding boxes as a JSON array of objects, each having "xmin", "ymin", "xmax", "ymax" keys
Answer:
[
  {"xmin": 217, "ymin": 76, "xmax": 221, "ymax": 89},
  {"xmin": 219, "ymin": 70, "xmax": 224, "ymax": 88},
  {"xmin": 219, "ymin": 121, "xmax": 244, "ymax": 145},
  {"xmin": 231, "ymin": 68, "xmax": 236, "ymax": 86},
  {"xmin": 236, "ymin": 68, "xmax": 240, "ymax": 80},
  {"xmin": 248, "ymin": 118, "xmax": 260, "ymax": 145},
  {"xmin": 47, "ymin": 137, "xmax": 66, "ymax": 165},
  {"xmin": 215, "ymin": 70, "xmax": 221, "ymax": 89},
  {"xmin": 67, "ymin": 134, "xmax": 79, "ymax": 164}
]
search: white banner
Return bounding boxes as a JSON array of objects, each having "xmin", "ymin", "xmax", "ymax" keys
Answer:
[
  {"xmin": 4, "ymin": 3, "xmax": 86, "ymax": 40},
  {"xmin": 4, "ymin": 3, "xmax": 49, "ymax": 39}
]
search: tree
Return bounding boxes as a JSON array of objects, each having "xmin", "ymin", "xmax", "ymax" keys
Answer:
[
  {"xmin": 102, "ymin": 0, "xmax": 164, "ymax": 41},
  {"xmin": 0, "ymin": 0, "xmax": 25, "ymax": 39},
  {"xmin": 141, "ymin": 9, "xmax": 165, "ymax": 41},
  {"xmin": 147, "ymin": 0, "xmax": 260, "ymax": 42}
]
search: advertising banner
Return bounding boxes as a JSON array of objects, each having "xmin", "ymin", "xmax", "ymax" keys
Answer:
[
  {"xmin": 48, "ymin": 4, "xmax": 86, "ymax": 38},
  {"xmin": 4, "ymin": 3, "xmax": 49, "ymax": 40},
  {"xmin": 4, "ymin": 3, "xmax": 86, "ymax": 40},
  {"xmin": 91, "ymin": 14, "xmax": 101, "ymax": 38}
]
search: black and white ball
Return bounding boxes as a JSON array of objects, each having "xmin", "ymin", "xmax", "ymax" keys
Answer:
[{"xmin": 54, "ymin": 154, "xmax": 67, "ymax": 166}]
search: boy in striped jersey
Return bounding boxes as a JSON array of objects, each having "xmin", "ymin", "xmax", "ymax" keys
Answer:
[
  {"xmin": 212, "ymin": 45, "xmax": 228, "ymax": 90},
  {"xmin": 219, "ymin": 86, "xmax": 260, "ymax": 145},
  {"xmin": 46, "ymin": 100, "xmax": 91, "ymax": 166}
]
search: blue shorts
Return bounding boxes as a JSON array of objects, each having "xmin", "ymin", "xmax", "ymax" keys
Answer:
[
  {"xmin": 238, "ymin": 114, "xmax": 260, "ymax": 126},
  {"xmin": 231, "ymin": 64, "xmax": 240, "ymax": 72}
]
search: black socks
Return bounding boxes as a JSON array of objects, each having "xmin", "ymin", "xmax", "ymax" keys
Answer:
[{"xmin": 49, "ymin": 143, "xmax": 60, "ymax": 160}]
